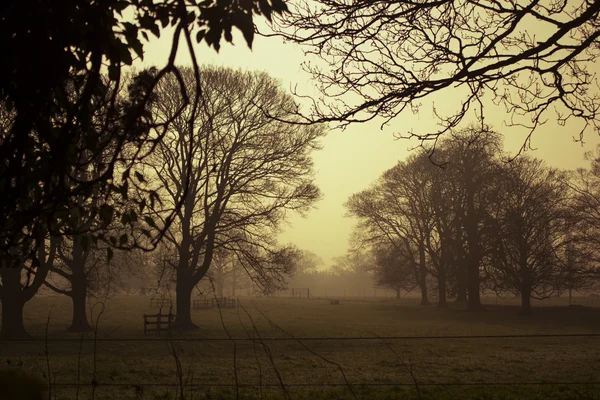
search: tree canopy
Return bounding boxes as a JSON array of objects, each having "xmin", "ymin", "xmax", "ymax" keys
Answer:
[
  {"xmin": 270, "ymin": 0, "xmax": 600, "ymax": 146},
  {"xmin": 0, "ymin": 0, "xmax": 289, "ymax": 265}
]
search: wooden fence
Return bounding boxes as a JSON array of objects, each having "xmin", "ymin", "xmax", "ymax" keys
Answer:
[
  {"xmin": 150, "ymin": 298, "xmax": 171, "ymax": 308},
  {"xmin": 192, "ymin": 297, "xmax": 239, "ymax": 310},
  {"xmin": 143, "ymin": 309, "xmax": 175, "ymax": 335}
]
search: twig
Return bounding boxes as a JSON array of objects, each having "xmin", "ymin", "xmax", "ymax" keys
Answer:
[
  {"xmin": 166, "ymin": 337, "xmax": 185, "ymax": 400},
  {"xmin": 208, "ymin": 277, "xmax": 239, "ymax": 400},
  {"xmin": 90, "ymin": 301, "xmax": 106, "ymax": 400},
  {"xmin": 44, "ymin": 310, "xmax": 53, "ymax": 400},
  {"xmin": 373, "ymin": 332, "xmax": 422, "ymax": 400},
  {"xmin": 75, "ymin": 332, "xmax": 84, "ymax": 400},
  {"xmin": 236, "ymin": 306, "xmax": 264, "ymax": 400},
  {"xmin": 251, "ymin": 301, "xmax": 359, "ymax": 400},
  {"xmin": 237, "ymin": 302, "xmax": 291, "ymax": 400}
]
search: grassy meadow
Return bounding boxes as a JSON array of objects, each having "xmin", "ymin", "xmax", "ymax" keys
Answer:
[{"xmin": 1, "ymin": 295, "xmax": 599, "ymax": 399}]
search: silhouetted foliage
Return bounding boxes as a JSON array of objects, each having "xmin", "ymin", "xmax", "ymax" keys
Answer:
[
  {"xmin": 0, "ymin": 0, "xmax": 289, "ymax": 267},
  {"xmin": 347, "ymin": 126, "xmax": 600, "ymax": 313},
  {"xmin": 488, "ymin": 157, "xmax": 572, "ymax": 314}
]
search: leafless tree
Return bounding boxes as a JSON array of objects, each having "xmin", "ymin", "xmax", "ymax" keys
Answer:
[
  {"xmin": 368, "ymin": 243, "xmax": 419, "ymax": 299},
  {"xmin": 564, "ymin": 144, "xmax": 600, "ymax": 294},
  {"xmin": 433, "ymin": 127, "xmax": 503, "ymax": 310},
  {"xmin": 270, "ymin": 0, "xmax": 600, "ymax": 147},
  {"xmin": 488, "ymin": 157, "xmax": 571, "ymax": 314},
  {"xmin": 425, "ymin": 155, "xmax": 462, "ymax": 307},
  {"xmin": 141, "ymin": 66, "xmax": 324, "ymax": 329},
  {"xmin": 346, "ymin": 155, "xmax": 435, "ymax": 305}
]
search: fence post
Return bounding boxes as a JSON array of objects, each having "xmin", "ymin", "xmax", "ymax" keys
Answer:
[{"xmin": 157, "ymin": 309, "xmax": 162, "ymax": 335}]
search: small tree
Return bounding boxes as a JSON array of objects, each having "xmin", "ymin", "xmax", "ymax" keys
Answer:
[{"xmin": 368, "ymin": 243, "xmax": 418, "ymax": 299}]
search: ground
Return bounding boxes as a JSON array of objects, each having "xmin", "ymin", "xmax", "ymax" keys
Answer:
[{"xmin": 1, "ymin": 294, "xmax": 599, "ymax": 399}]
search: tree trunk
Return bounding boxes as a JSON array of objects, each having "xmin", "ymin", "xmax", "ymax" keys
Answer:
[
  {"xmin": 454, "ymin": 265, "xmax": 468, "ymax": 303},
  {"xmin": 437, "ymin": 274, "xmax": 447, "ymax": 308},
  {"xmin": 466, "ymin": 261, "xmax": 483, "ymax": 310},
  {"xmin": 0, "ymin": 268, "xmax": 29, "ymax": 339},
  {"xmin": 418, "ymin": 245, "xmax": 429, "ymax": 305},
  {"xmin": 395, "ymin": 288, "xmax": 401, "ymax": 299},
  {"xmin": 231, "ymin": 258, "xmax": 236, "ymax": 297},
  {"xmin": 464, "ymin": 181, "xmax": 483, "ymax": 311},
  {"xmin": 174, "ymin": 281, "xmax": 198, "ymax": 330},
  {"xmin": 519, "ymin": 290, "xmax": 532, "ymax": 315},
  {"xmin": 1, "ymin": 296, "xmax": 28, "ymax": 339},
  {"xmin": 569, "ymin": 288, "xmax": 572, "ymax": 306},
  {"xmin": 67, "ymin": 286, "xmax": 92, "ymax": 332},
  {"xmin": 217, "ymin": 280, "xmax": 224, "ymax": 299},
  {"xmin": 452, "ymin": 256, "xmax": 467, "ymax": 303}
]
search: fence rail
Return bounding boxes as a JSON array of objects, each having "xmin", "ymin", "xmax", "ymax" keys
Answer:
[
  {"xmin": 149, "ymin": 298, "xmax": 171, "ymax": 308},
  {"xmin": 143, "ymin": 309, "xmax": 175, "ymax": 335},
  {"xmin": 3, "ymin": 332, "xmax": 599, "ymax": 342},
  {"xmin": 192, "ymin": 297, "xmax": 239, "ymax": 309},
  {"xmin": 29, "ymin": 381, "xmax": 600, "ymax": 388}
]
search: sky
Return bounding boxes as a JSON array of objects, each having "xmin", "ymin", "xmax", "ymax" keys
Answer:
[{"xmin": 137, "ymin": 22, "xmax": 600, "ymax": 268}]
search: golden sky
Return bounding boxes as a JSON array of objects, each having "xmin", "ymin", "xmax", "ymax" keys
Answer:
[{"xmin": 138, "ymin": 22, "xmax": 600, "ymax": 268}]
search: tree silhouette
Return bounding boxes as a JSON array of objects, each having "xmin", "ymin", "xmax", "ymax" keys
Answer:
[
  {"xmin": 434, "ymin": 128, "xmax": 503, "ymax": 310},
  {"xmin": 488, "ymin": 157, "xmax": 571, "ymax": 314},
  {"xmin": 0, "ymin": 0, "xmax": 289, "ymax": 267},
  {"xmin": 143, "ymin": 66, "xmax": 323, "ymax": 329},
  {"xmin": 270, "ymin": 0, "xmax": 600, "ymax": 146},
  {"xmin": 346, "ymin": 155, "xmax": 435, "ymax": 306}
]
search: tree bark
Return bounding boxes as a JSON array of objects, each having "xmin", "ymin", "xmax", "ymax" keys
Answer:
[
  {"xmin": 1, "ymin": 296, "xmax": 28, "ymax": 339},
  {"xmin": 67, "ymin": 285, "xmax": 92, "ymax": 332},
  {"xmin": 519, "ymin": 289, "xmax": 532, "ymax": 315},
  {"xmin": 418, "ymin": 245, "xmax": 429, "ymax": 305},
  {"xmin": 0, "ymin": 268, "xmax": 28, "ymax": 339},
  {"xmin": 174, "ymin": 280, "xmax": 197, "ymax": 330},
  {"xmin": 466, "ymin": 261, "xmax": 483, "ymax": 310},
  {"xmin": 454, "ymin": 264, "xmax": 468, "ymax": 303},
  {"xmin": 437, "ymin": 274, "xmax": 447, "ymax": 308},
  {"xmin": 464, "ymin": 177, "xmax": 484, "ymax": 311}
]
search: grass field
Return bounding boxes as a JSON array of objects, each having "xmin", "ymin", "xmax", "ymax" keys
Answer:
[{"xmin": 1, "ymin": 295, "xmax": 599, "ymax": 399}]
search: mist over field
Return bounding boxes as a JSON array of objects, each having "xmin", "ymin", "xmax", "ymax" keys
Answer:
[{"xmin": 2, "ymin": 0, "xmax": 600, "ymax": 399}]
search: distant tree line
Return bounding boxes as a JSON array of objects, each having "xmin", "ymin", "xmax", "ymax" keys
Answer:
[
  {"xmin": 346, "ymin": 127, "xmax": 600, "ymax": 314},
  {"xmin": 287, "ymin": 251, "xmax": 377, "ymax": 296}
]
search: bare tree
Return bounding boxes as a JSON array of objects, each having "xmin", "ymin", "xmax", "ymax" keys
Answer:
[
  {"xmin": 142, "ymin": 66, "xmax": 324, "ymax": 329},
  {"xmin": 425, "ymin": 156, "xmax": 462, "ymax": 307},
  {"xmin": 346, "ymin": 155, "xmax": 434, "ymax": 305},
  {"xmin": 488, "ymin": 157, "xmax": 570, "ymax": 314},
  {"xmin": 368, "ymin": 243, "xmax": 418, "ymax": 299},
  {"xmin": 434, "ymin": 127, "xmax": 503, "ymax": 310},
  {"xmin": 270, "ymin": 0, "xmax": 600, "ymax": 146},
  {"xmin": 563, "ymin": 144, "xmax": 600, "ymax": 296},
  {"xmin": 568, "ymin": 145, "xmax": 600, "ymax": 265}
]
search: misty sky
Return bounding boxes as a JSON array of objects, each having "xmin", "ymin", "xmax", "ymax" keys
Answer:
[{"xmin": 137, "ymin": 23, "xmax": 600, "ymax": 268}]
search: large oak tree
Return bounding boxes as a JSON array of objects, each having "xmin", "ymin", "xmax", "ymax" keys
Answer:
[{"xmin": 143, "ymin": 66, "xmax": 324, "ymax": 329}]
